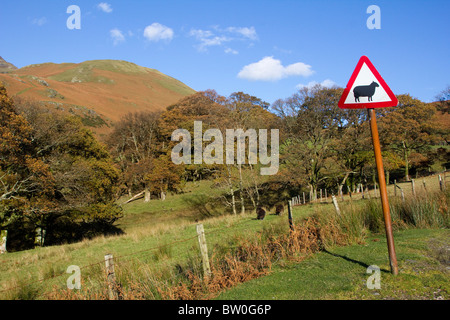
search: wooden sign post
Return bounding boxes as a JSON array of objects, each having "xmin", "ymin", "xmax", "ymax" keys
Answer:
[
  {"xmin": 368, "ymin": 108, "xmax": 398, "ymax": 275},
  {"xmin": 339, "ymin": 56, "xmax": 399, "ymax": 275}
]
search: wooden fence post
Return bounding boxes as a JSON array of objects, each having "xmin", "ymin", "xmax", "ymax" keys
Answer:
[
  {"xmin": 439, "ymin": 175, "xmax": 444, "ymax": 191},
  {"xmin": 411, "ymin": 179, "xmax": 416, "ymax": 197},
  {"xmin": 104, "ymin": 254, "xmax": 119, "ymax": 300},
  {"xmin": 288, "ymin": 200, "xmax": 294, "ymax": 232},
  {"xmin": 332, "ymin": 195, "xmax": 341, "ymax": 216},
  {"xmin": 196, "ymin": 224, "xmax": 211, "ymax": 279}
]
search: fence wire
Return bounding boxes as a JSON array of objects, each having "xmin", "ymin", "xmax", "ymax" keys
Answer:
[{"xmin": 0, "ymin": 216, "xmax": 257, "ymax": 297}]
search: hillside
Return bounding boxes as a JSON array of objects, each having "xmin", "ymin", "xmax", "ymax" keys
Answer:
[
  {"xmin": 0, "ymin": 56, "xmax": 17, "ymax": 73},
  {"xmin": 0, "ymin": 59, "xmax": 196, "ymax": 134}
]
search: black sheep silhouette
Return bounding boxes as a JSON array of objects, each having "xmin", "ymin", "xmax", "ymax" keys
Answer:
[{"xmin": 353, "ymin": 81, "xmax": 379, "ymax": 102}]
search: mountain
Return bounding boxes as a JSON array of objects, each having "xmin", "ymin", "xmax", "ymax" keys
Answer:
[
  {"xmin": 0, "ymin": 56, "xmax": 18, "ymax": 73},
  {"xmin": 0, "ymin": 59, "xmax": 196, "ymax": 134}
]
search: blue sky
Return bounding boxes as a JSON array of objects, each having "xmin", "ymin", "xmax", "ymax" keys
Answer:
[{"xmin": 1, "ymin": 0, "xmax": 449, "ymax": 104}]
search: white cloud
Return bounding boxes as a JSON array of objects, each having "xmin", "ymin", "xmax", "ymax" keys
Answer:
[
  {"xmin": 189, "ymin": 25, "xmax": 257, "ymax": 52},
  {"xmin": 189, "ymin": 29, "xmax": 214, "ymax": 39},
  {"xmin": 32, "ymin": 17, "xmax": 47, "ymax": 26},
  {"xmin": 144, "ymin": 23, "xmax": 174, "ymax": 42},
  {"xmin": 110, "ymin": 28, "xmax": 125, "ymax": 45},
  {"xmin": 296, "ymin": 79, "xmax": 337, "ymax": 90},
  {"xmin": 238, "ymin": 56, "xmax": 314, "ymax": 82},
  {"xmin": 98, "ymin": 3, "xmax": 113, "ymax": 13},
  {"xmin": 225, "ymin": 48, "xmax": 239, "ymax": 55},
  {"xmin": 189, "ymin": 28, "xmax": 231, "ymax": 51},
  {"xmin": 226, "ymin": 26, "xmax": 258, "ymax": 40}
]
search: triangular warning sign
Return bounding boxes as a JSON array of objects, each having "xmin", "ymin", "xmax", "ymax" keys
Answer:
[{"xmin": 338, "ymin": 56, "xmax": 398, "ymax": 109}]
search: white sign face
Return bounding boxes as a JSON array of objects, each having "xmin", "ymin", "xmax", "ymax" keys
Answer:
[
  {"xmin": 338, "ymin": 56, "xmax": 398, "ymax": 110},
  {"xmin": 343, "ymin": 62, "xmax": 391, "ymax": 105}
]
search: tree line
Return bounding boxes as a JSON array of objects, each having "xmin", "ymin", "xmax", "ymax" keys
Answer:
[{"xmin": 0, "ymin": 83, "xmax": 448, "ymax": 251}]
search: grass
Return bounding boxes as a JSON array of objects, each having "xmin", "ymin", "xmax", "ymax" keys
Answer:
[
  {"xmin": 216, "ymin": 228, "xmax": 449, "ymax": 300},
  {"xmin": 0, "ymin": 178, "xmax": 291, "ymax": 299},
  {"xmin": 0, "ymin": 174, "xmax": 448, "ymax": 300}
]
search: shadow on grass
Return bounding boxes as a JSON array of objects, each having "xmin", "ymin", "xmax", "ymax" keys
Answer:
[{"xmin": 322, "ymin": 249, "xmax": 390, "ymax": 273}]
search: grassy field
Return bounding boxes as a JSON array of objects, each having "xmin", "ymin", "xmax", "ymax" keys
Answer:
[
  {"xmin": 216, "ymin": 228, "xmax": 449, "ymax": 300},
  {"xmin": 0, "ymin": 173, "xmax": 448, "ymax": 299}
]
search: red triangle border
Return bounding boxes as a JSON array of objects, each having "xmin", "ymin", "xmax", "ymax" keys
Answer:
[{"xmin": 338, "ymin": 56, "xmax": 398, "ymax": 109}]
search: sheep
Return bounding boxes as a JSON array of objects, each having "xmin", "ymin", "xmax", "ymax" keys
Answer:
[
  {"xmin": 275, "ymin": 204, "xmax": 284, "ymax": 216},
  {"xmin": 353, "ymin": 81, "xmax": 379, "ymax": 102},
  {"xmin": 256, "ymin": 207, "xmax": 266, "ymax": 220}
]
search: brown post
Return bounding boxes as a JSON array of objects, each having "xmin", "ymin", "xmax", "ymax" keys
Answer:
[{"xmin": 368, "ymin": 108, "xmax": 398, "ymax": 275}]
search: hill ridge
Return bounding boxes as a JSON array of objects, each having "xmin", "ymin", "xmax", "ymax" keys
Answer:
[
  {"xmin": 0, "ymin": 58, "xmax": 196, "ymax": 134},
  {"xmin": 0, "ymin": 56, "xmax": 18, "ymax": 73}
]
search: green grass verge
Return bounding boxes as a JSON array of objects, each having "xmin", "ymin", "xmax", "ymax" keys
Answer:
[{"xmin": 216, "ymin": 228, "xmax": 449, "ymax": 300}]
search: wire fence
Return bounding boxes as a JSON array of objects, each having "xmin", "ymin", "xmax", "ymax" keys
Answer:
[{"xmin": 0, "ymin": 216, "xmax": 261, "ymax": 299}]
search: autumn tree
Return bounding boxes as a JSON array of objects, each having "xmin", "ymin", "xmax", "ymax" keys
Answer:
[
  {"xmin": 108, "ymin": 111, "xmax": 161, "ymax": 201},
  {"xmin": 2, "ymin": 93, "xmax": 122, "ymax": 249},
  {"xmin": 378, "ymin": 94, "xmax": 439, "ymax": 180},
  {"xmin": 330, "ymin": 108, "xmax": 373, "ymax": 195},
  {"xmin": 0, "ymin": 85, "xmax": 55, "ymax": 247},
  {"xmin": 275, "ymin": 85, "xmax": 344, "ymax": 198},
  {"xmin": 146, "ymin": 153, "xmax": 184, "ymax": 200},
  {"xmin": 435, "ymin": 85, "xmax": 450, "ymax": 114},
  {"xmin": 223, "ymin": 92, "xmax": 278, "ymax": 214}
]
